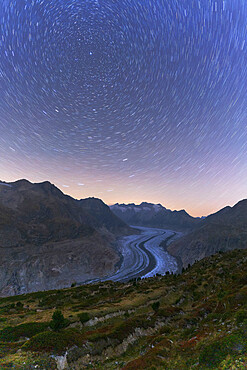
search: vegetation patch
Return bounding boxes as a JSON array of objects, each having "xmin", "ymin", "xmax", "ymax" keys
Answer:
[
  {"xmin": 22, "ymin": 328, "xmax": 84, "ymax": 355},
  {"xmin": 78, "ymin": 312, "xmax": 90, "ymax": 324},
  {"xmin": 0, "ymin": 322, "xmax": 49, "ymax": 342},
  {"xmin": 0, "ymin": 248, "xmax": 246, "ymax": 368},
  {"xmin": 199, "ymin": 329, "xmax": 247, "ymax": 368}
]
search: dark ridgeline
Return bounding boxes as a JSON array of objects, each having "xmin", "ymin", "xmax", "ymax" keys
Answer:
[
  {"xmin": 0, "ymin": 180, "xmax": 132, "ymax": 296},
  {"xmin": 167, "ymin": 199, "xmax": 247, "ymax": 268},
  {"xmin": 0, "ymin": 179, "xmax": 131, "ymax": 246}
]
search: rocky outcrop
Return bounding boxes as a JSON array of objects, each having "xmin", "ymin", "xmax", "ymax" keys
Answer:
[
  {"xmin": 168, "ymin": 199, "xmax": 247, "ymax": 268},
  {"xmin": 0, "ymin": 234, "xmax": 119, "ymax": 296},
  {"xmin": 0, "ymin": 179, "xmax": 132, "ymax": 296}
]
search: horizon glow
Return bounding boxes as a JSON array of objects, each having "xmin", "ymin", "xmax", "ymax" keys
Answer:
[{"xmin": 0, "ymin": 0, "xmax": 246, "ymax": 217}]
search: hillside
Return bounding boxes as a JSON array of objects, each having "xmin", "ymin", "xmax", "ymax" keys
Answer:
[
  {"xmin": 110, "ymin": 202, "xmax": 200, "ymax": 231},
  {"xmin": 0, "ymin": 180, "xmax": 132, "ymax": 296},
  {"xmin": 168, "ymin": 199, "xmax": 247, "ymax": 268},
  {"xmin": 0, "ymin": 248, "xmax": 246, "ymax": 369}
]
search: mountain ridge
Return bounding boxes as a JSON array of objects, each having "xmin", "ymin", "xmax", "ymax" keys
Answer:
[
  {"xmin": 168, "ymin": 198, "xmax": 247, "ymax": 268},
  {"xmin": 0, "ymin": 179, "xmax": 133, "ymax": 296},
  {"xmin": 110, "ymin": 201, "xmax": 201, "ymax": 231}
]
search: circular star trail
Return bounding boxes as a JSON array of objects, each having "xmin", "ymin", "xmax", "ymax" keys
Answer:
[{"xmin": 0, "ymin": 0, "xmax": 246, "ymax": 216}]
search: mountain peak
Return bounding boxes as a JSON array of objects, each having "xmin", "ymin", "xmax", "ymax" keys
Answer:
[
  {"xmin": 13, "ymin": 179, "xmax": 32, "ymax": 187},
  {"xmin": 110, "ymin": 202, "xmax": 199, "ymax": 231},
  {"xmin": 34, "ymin": 181, "xmax": 64, "ymax": 197},
  {"xmin": 234, "ymin": 198, "xmax": 247, "ymax": 208}
]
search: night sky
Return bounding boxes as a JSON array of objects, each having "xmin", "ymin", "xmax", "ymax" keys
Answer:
[{"xmin": 0, "ymin": 0, "xmax": 246, "ymax": 216}]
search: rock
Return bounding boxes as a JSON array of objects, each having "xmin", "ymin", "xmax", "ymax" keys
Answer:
[
  {"xmin": 168, "ymin": 199, "xmax": 247, "ymax": 268},
  {"xmin": 110, "ymin": 202, "xmax": 200, "ymax": 231},
  {"xmin": 54, "ymin": 352, "xmax": 68, "ymax": 370},
  {"xmin": 0, "ymin": 179, "xmax": 133, "ymax": 296}
]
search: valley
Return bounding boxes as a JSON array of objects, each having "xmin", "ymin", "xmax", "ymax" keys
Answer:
[
  {"xmin": 1, "ymin": 0, "xmax": 246, "ymax": 368},
  {"xmin": 86, "ymin": 226, "xmax": 183, "ymax": 284}
]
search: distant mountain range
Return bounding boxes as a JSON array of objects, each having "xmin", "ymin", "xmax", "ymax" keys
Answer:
[
  {"xmin": 167, "ymin": 199, "xmax": 247, "ymax": 268},
  {"xmin": 0, "ymin": 179, "xmax": 132, "ymax": 296},
  {"xmin": 111, "ymin": 200, "xmax": 247, "ymax": 268},
  {"xmin": 1, "ymin": 180, "xmax": 246, "ymax": 295},
  {"xmin": 110, "ymin": 202, "xmax": 201, "ymax": 231}
]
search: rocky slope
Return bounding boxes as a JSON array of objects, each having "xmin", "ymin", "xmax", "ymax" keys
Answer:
[
  {"xmin": 0, "ymin": 180, "xmax": 132, "ymax": 296},
  {"xmin": 110, "ymin": 202, "xmax": 200, "ymax": 231},
  {"xmin": 0, "ymin": 248, "xmax": 246, "ymax": 369},
  {"xmin": 168, "ymin": 199, "xmax": 247, "ymax": 268}
]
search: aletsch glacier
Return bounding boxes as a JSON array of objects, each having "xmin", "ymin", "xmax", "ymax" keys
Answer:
[{"xmin": 101, "ymin": 226, "xmax": 183, "ymax": 282}]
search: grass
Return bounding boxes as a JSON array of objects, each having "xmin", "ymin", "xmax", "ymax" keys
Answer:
[
  {"xmin": 0, "ymin": 248, "xmax": 246, "ymax": 369},
  {"xmin": 199, "ymin": 327, "xmax": 247, "ymax": 368},
  {"xmin": 0, "ymin": 322, "xmax": 49, "ymax": 342},
  {"xmin": 22, "ymin": 328, "xmax": 84, "ymax": 354}
]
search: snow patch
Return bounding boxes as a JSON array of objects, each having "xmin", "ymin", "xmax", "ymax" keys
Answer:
[
  {"xmin": 0, "ymin": 182, "xmax": 12, "ymax": 187},
  {"xmin": 153, "ymin": 204, "xmax": 162, "ymax": 212},
  {"xmin": 133, "ymin": 207, "xmax": 142, "ymax": 212},
  {"xmin": 113, "ymin": 205, "xmax": 128, "ymax": 212}
]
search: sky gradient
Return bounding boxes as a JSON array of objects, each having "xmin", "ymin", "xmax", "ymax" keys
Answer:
[{"xmin": 0, "ymin": 0, "xmax": 246, "ymax": 217}]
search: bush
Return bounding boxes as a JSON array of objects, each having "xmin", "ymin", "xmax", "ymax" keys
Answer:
[
  {"xmin": 152, "ymin": 301, "xmax": 160, "ymax": 313},
  {"xmin": 16, "ymin": 301, "xmax": 24, "ymax": 309},
  {"xmin": 236, "ymin": 310, "xmax": 247, "ymax": 325},
  {"xmin": 89, "ymin": 314, "xmax": 156, "ymax": 343},
  {"xmin": 22, "ymin": 328, "xmax": 84, "ymax": 354},
  {"xmin": 199, "ymin": 341, "xmax": 226, "ymax": 367},
  {"xmin": 50, "ymin": 310, "xmax": 67, "ymax": 331},
  {"xmin": 199, "ymin": 331, "xmax": 247, "ymax": 368},
  {"xmin": 0, "ymin": 322, "xmax": 49, "ymax": 342},
  {"xmin": 78, "ymin": 312, "xmax": 90, "ymax": 324}
]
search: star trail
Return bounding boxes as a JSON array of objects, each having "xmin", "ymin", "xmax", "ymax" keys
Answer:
[{"xmin": 0, "ymin": 0, "xmax": 246, "ymax": 216}]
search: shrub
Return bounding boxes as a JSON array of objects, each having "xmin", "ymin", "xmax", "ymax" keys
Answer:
[
  {"xmin": 50, "ymin": 310, "xmax": 67, "ymax": 331},
  {"xmin": 16, "ymin": 301, "xmax": 24, "ymax": 309},
  {"xmin": 219, "ymin": 354, "xmax": 247, "ymax": 369},
  {"xmin": 78, "ymin": 312, "xmax": 90, "ymax": 324},
  {"xmin": 0, "ymin": 322, "xmax": 49, "ymax": 342},
  {"xmin": 199, "ymin": 341, "xmax": 230, "ymax": 368},
  {"xmin": 236, "ymin": 310, "xmax": 247, "ymax": 325},
  {"xmin": 89, "ymin": 314, "xmax": 156, "ymax": 343},
  {"xmin": 111, "ymin": 316, "xmax": 154, "ymax": 341},
  {"xmin": 152, "ymin": 301, "xmax": 160, "ymax": 313},
  {"xmin": 199, "ymin": 331, "xmax": 247, "ymax": 368},
  {"xmin": 22, "ymin": 329, "xmax": 84, "ymax": 354}
]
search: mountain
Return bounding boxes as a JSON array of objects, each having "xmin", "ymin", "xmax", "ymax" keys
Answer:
[
  {"xmin": 0, "ymin": 179, "xmax": 132, "ymax": 296},
  {"xmin": 168, "ymin": 199, "xmax": 247, "ymax": 268},
  {"xmin": 0, "ymin": 248, "xmax": 246, "ymax": 369},
  {"xmin": 110, "ymin": 202, "xmax": 200, "ymax": 231}
]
